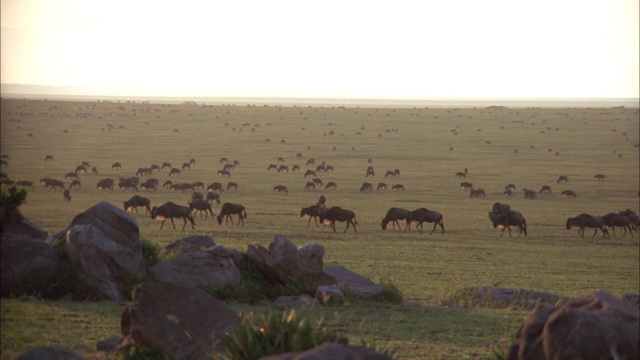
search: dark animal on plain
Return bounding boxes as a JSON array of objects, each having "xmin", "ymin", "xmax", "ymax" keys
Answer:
[
  {"xmin": 326, "ymin": 165, "xmax": 335, "ymax": 172},
  {"xmin": 384, "ymin": 170, "xmax": 395, "ymax": 178},
  {"xmin": 111, "ymin": 162, "xmax": 121, "ymax": 170},
  {"xmin": 392, "ymin": 184, "xmax": 405, "ymax": 191},
  {"xmin": 206, "ymin": 192, "xmax": 221, "ymax": 206},
  {"xmin": 70, "ymin": 180, "xmax": 81, "ymax": 189},
  {"xmin": 312, "ymin": 178, "xmax": 323, "ymax": 186},
  {"xmin": 394, "ymin": 169, "xmax": 400, "ymax": 177},
  {"xmin": 319, "ymin": 206, "xmax": 358, "ymax": 233},
  {"xmin": 96, "ymin": 178, "xmax": 115, "ymax": 191},
  {"xmin": 304, "ymin": 169, "xmax": 316, "ymax": 178},
  {"xmin": 405, "ymin": 208, "xmax": 445, "ymax": 234},
  {"xmin": 325, "ymin": 181, "xmax": 337, "ymax": 190},
  {"xmin": 217, "ymin": 203, "xmax": 247, "ymax": 225},
  {"xmin": 136, "ymin": 167, "xmax": 151, "ymax": 177},
  {"xmin": 123, "ymin": 195, "xmax": 151, "ymax": 214},
  {"xmin": 300, "ymin": 205, "xmax": 326, "ymax": 227},
  {"xmin": 219, "ymin": 157, "xmax": 228, "ymax": 164},
  {"xmin": 381, "ymin": 207, "xmax": 410, "ymax": 230},
  {"xmin": 170, "ymin": 183, "xmax": 194, "ymax": 192},
  {"xmin": 292, "ymin": 165, "xmax": 300, "ymax": 172},
  {"xmin": 296, "ymin": 153, "xmax": 303, "ymax": 159},
  {"xmin": 602, "ymin": 213, "xmax": 635, "ymax": 237},
  {"xmin": 207, "ymin": 182, "xmax": 225, "ymax": 192},
  {"xmin": 594, "ymin": 174, "xmax": 607, "ymax": 180},
  {"xmin": 16, "ymin": 180, "xmax": 34, "ymax": 189},
  {"xmin": 490, "ymin": 202, "xmax": 511, "ymax": 214},
  {"xmin": 455, "ymin": 172, "xmax": 466, "ymax": 178},
  {"xmin": 306, "ymin": 158, "xmax": 315, "ymax": 166},
  {"xmin": 316, "ymin": 164, "xmax": 326, "ymax": 173},
  {"xmin": 619, "ymin": 209, "xmax": 638, "ymax": 231},
  {"xmin": 365, "ymin": 168, "xmax": 375, "ymax": 178},
  {"xmin": 188, "ymin": 199, "xmax": 215, "ymax": 220},
  {"xmin": 377, "ymin": 182, "xmax": 387, "ymax": 191},
  {"xmin": 227, "ymin": 182, "xmax": 238, "ymax": 191},
  {"xmin": 539, "ymin": 185, "xmax": 552, "ymax": 194},
  {"xmin": 505, "ymin": 183, "xmax": 516, "ymax": 191},
  {"xmin": 360, "ymin": 182, "xmax": 373, "ymax": 192},
  {"xmin": 523, "ymin": 189, "xmax": 537, "ymax": 199},
  {"xmin": 41, "ymin": 178, "xmax": 65, "ymax": 191},
  {"xmin": 489, "ymin": 210, "xmax": 527, "ymax": 237},
  {"xmin": 191, "ymin": 192, "xmax": 204, "ymax": 201},
  {"xmin": 63, "ymin": 189, "xmax": 71, "ymax": 202},
  {"xmin": 223, "ymin": 163, "xmax": 234, "ymax": 172},
  {"xmin": 0, "ymin": 179, "xmax": 15, "ymax": 186},
  {"xmin": 566, "ymin": 214, "xmax": 608, "ymax": 238},
  {"xmin": 368, "ymin": 158, "xmax": 373, "ymax": 164},
  {"xmin": 317, "ymin": 195, "xmax": 326, "ymax": 207},
  {"xmin": 150, "ymin": 164, "xmax": 160, "ymax": 172},
  {"xmin": 151, "ymin": 202, "xmax": 196, "ymax": 230},
  {"xmin": 273, "ymin": 185, "xmax": 288, "ymax": 194},
  {"xmin": 65, "ymin": 172, "xmax": 79, "ymax": 180},
  {"xmin": 557, "ymin": 175, "xmax": 568, "ymax": 183},
  {"xmin": 305, "ymin": 182, "xmax": 316, "ymax": 191},
  {"xmin": 217, "ymin": 169, "xmax": 231, "ymax": 177},
  {"xmin": 140, "ymin": 180, "xmax": 157, "ymax": 191},
  {"xmin": 561, "ymin": 190, "xmax": 577, "ymax": 198},
  {"xmin": 469, "ymin": 188, "xmax": 485, "ymax": 198},
  {"xmin": 460, "ymin": 181, "xmax": 473, "ymax": 190},
  {"xmin": 277, "ymin": 157, "xmax": 285, "ymax": 163},
  {"xmin": 278, "ymin": 165, "xmax": 289, "ymax": 173},
  {"xmin": 169, "ymin": 168, "xmax": 181, "ymax": 177},
  {"xmin": 75, "ymin": 165, "xmax": 88, "ymax": 173},
  {"xmin": 27, "ymin": 133, "xmax": 34, "ymax": 138},
  {"xmin": 92, "ymin": 167, "xmax": 98, "ymax": 174},
  {"xmin": 163, "ymin": 180, "xmax": 173, "ymax": 189},
  {"xmin": 118, "ymin": 178, "xmax": 138, "ymax": 192},
  {"xmin": 45, "ymin": 155, "xmax": 54, "ymax": 162},
  {"xmin": 189, "ymin": 158, "xmax": 196, "ymax": 166},
  {"xmin": 161, "ymin": 162, "xmax": 172, "ymax": 170},
  {"xmin": 503, "ymin": 189, "xmax": 513, "ymax": 198},
  {"xmin": 192, "ymin": 181, "xmax": 204, "ymax": 190}
]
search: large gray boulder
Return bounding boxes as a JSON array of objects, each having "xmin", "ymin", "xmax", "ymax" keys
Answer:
[
  {"xmin": 118, "ymin": 282, "xmax": 241, "ymax": 360},
  {"xmin": 159, "ymin": 235, "xmax": 217, "ymax": 257},
  {"xmin": 324, "ymin": 266, "xmax": 384, "ymax": 298},
  {"xmin": 246, "ymin": 235, "xmax": 336, "ymax": 287},
  {"xmin": 507, "ymin": 290, "xmax": 639, "ymax": 360},
  {"xmin": 60, "ymin": 202, "xmax": 146, "ymax": 301}
]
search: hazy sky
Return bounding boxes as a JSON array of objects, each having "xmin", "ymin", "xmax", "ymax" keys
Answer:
[{"xmin": 1, "ymin": 0, "xmax": 638, "ymax": 99}]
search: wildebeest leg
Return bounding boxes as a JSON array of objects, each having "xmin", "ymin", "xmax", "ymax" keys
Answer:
[
  {"xmin": 417, "ymin": 222, "xmax": 424, "ymax": 234},
  {"xmin": 181, "ymin": 217, "xmax": 188, "ymax": 230},
  {"xmin": 170, "ymin": 217, "xmax": 176, "ymax": 229},
  {"xmin": 330, "ymin": 221, "xmax": 337, "ymax": 232},
  {"xmin": 159, "ymin": 219, "xmax": 166, "ymax": 230}
]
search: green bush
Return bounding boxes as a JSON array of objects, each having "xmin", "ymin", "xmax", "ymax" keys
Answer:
[
  {"xmin": 140, "ymin": 239, "xmax": 160, "ymax": 267},
  {"xmin": 116, "ymin": 346, "xmax": 170, "ymax": 360},
  {"xmin": 224, "ymin": 309, "xmax": 338, "ymax": 360},
  {"xmin": 0, "ymin": 185, "xmax": 27, "ymax": 220}
]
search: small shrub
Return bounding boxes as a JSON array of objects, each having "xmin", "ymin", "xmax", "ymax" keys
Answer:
[
  {"xmin": 140, "ymin": 239, "xmax": 160, "ymax": 267},
  {"xmin": 224, "ymin": 309, "xmax": 338, "ymax": 360},
  {"xmin": 0, "ymin": 185, "xmax": 27, "ymax": 220}
]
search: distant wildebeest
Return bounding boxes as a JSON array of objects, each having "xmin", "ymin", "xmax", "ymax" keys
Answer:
[
  {"xmin": 267, "ymin": 164, "xmax": 278, "ymax": 171},
  {"xmin": 594, "ymin": 173, "xmax": 607, "ymax": 180},
  {"xmin": 296, "ymin": 153, "xmax": 303, "ymax": 159},
  {"xmin": 273, "ymin": 185, "xmax": 288, "ymax": 194},
  {"xmin": 192, "ymin": 181, "xmax": 204, "ymax": 190},
  {"xmin": 69, "ymin": 180, "xmax": 81, "ymax": 189},
  {"xmin": 118, "ymin": 178, "xmax": 139, "ymax": 192},
  {"xmin": 300, "ymin": 205, "xmax": 326, "ymax": 227},
  {"xmin": 188, "ymin": 199, "xmax": 215, "ymax": 220},
  {"xmin": 316, "ymin": 163, "xmax": 326, "ymax": 173},
  {"xmin": 96, "ymin": 178, "xmax": 115, "ymax": 191},
  {"xmin": 394, "ymin": 169, "xmax": 400, "ymax": 177},
  {"xmin": 278, "ymin": 165, "xmax": 289, "ymax": 173},
  {"xmin": 305, "ymin": 182, "xmax": 316, "ymax": 191},
  {"xmin": 40, "ymin": 178, "xmax": 65, "ymax": 191},
  {"xmin": 188, "ymin": 158, "xmax": 196, "ymax": 166},
  {"xmin": 317, "ymin": 195, "xmax": 326, "ymax": 207},
  {"xmin": 384, "ymin": 170, "xmax": 395, "ymax": 178},
  {"xmin": 111, "ymin": 162, "xmax": 122, "ymax": 170},
  {"xmin": 220, "ymin": 157, "xmax": 228, "ymax": 164},
  {"xmin": 326, "ymin": 165, "xmax": 335, "ymax": 172},
  {"xmin": 319, "ymin": 206, "xmax": 358, "ymax": 233},
  {"xmin": 503, "ymin": 189, "xmax": 513, "ymax": 198},
  {"xmin": 566, "ymin": 214, "xmax": 608, "ymax": 238},
  {"xmin": 170, "ymin": 183, "xmax": 194, "ymax": 192},
  {"xmin": 325, "ymin": 181, "xmax": 338, "ymax": 190},
  {"xmin": 406, "ymin": 208, "xmax": 445, "ymax": 234},
  {"xmin": 469, "ymin": 188, "xmax": 485, "ymax": 198},
  {"xmin": 277, "ymin": 156, "xmax": 285, "ymax": 163},
  {"xmin": 169, "ymin": 168, "xmax": 181, "ymax": 177},
  {"xmin": 381, "ymin": 207, "xmax": 410, "ymax": 231},
  {"xmin": 377, "ymin": 182, "xmax": 387, "ymax": 191},
  {"xmin": 312, "ymin": 178, "xmax": 323, "ymax": 186},
  {"xmin": 304, "ymin": 169, "xmax": 316, "ymax": 178},
  {"xmin": 151, "ymin": 202, "xmax": 196, "ymax": 230},
  {"xmin": 523, "ymin": 189, "xmax": 537, "ymax": 199},
  {"xmin": 602, "ymin": 213, "xmax": 635, "ymax": 237},
  {"xmin": 136, "ymin": 167, "xmax": 152, "ymax": 177},
  {"xmin": 392, "ymin": 184, "xmax": 405, "ymax": 191},
  {"xmin": 217, "ymin": 203, "xmax": 247, "ymax": 225},
  {"xmin": 360, "ymin": 182, "xmax": 373, "ymax": 192},
  {"xmin": 124, "ymin": 195, "xmax": 151, "ymax": 214},
  {"xmin": 207, "ymin": 182, "xmax": 225, "ymax": 192},
  {"xmin": 161, "ymin": 162, "xmax": 172, "ymax": 170},
  {"xmin": 16, "ymin": 180, "xmax": 34, "ymax": 189},
  {"xmin": 92, "ymin": 166, "xmax": 98, "ymax": 174},
  {"xmin": 365, "ymin": 168, "xmax": 375, "ymax": 178},
  {"xmin": 227, "ymin": 182, "xmax": 238, "ymax": 191},
  {"xmin": 557, "ymin": 175, "xmax": 568, "ymax": 183},
  {"xmin": 561, "ymin": 190, "xmax": 577, "ymax": 198},
  {"xmin": 222, "ymin": 163, "xmax": 234, "ymax": 172},
  {"xmin": 217, "ymin": 169, "xmax": 231, "ymax": 177},
  {"xmin": 505, "ymin": 183, "xmax": 516, "ymax": 192},
  {"xmin": 75, "ymin": 165, "xmax": 88, "ymax": 173},
  {"xmin": 455, "ymin": 171, "xmax": 466, "ymax": 178},
  {"xmin": 619, "ymin": 209, "xmax": 638, "ymax": 231},
  {"xmin": 63, "ymin": 189, "xmax": 71, "ymax": 202},
  {"xmin": 539, "ymin": 185, "xmax": 552, "ymax": 194},
  {"xmin": 292, "ymin": 165, "xmax": 300, "ymax": 172},
  {"xmin": 150, "ymin": 164, "xmax": 160, "ymax": 172},
  {"xmin": 306, "ymin": 158, "xmax": 316, "ymax": 166},
  {"xmin": 460, "ymin": 181, "xmax": 473, "ymax": 190},
  {"xmin": 489, "ymin": 209, "xmax": 527, "ymax": 237},
  {"xmin": 191, "ymin": 192, "xmax": 204, "ymax": 201},
  {"xmin": 65, "ymin": 172, "xmax": 79, "ymax": 180},
  {"xmin": 163, "ymin": 180, "xmax": 173, "ymax": 189},
  {"xmin": 44, "ymin": 155, "xmax": 54, "ymax": 162},
  {"xmin": 206, "ymin": 192, "xmax": 221, "ymax": 206}
]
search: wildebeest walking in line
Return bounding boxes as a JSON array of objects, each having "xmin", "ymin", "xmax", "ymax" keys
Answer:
[
  {"xmin": 406, "ymin": 208, "xmax": 445, "ymax": 234},
  {"xmin": 300, "ymin": 205, "xmax": 327, "ymax": 227},
  {"xmin": 360, "ymin": 182, "xmax": 373, "ymax": 192},
  {"xmin": 273, "ymin": 185, "xmax": 288, "ymax": 194},
  {"xmin": 123, "ymin": 195, "xmax": 151, "ymax": 214},
  {"xmin": 488, "ymin": 203, "xmax": 527, "ymax": 237},
  {"xmin": 539, "ymin": 185, "xmax": 552, "ymax": 194},
  {"xmin": 602, "ymin": 213, "xmax": 635, "ymax": 237},
  {"xmin": 566, "ymin": 214, "xmax": 608, "ymax": 239},
  {"xmin": 619, "ymin": 209, "xmax": 639, "ymax": 231},
  {"xmin": 560, "ymin": 190, "xmax": 577, "ymax": 198},
  {"xmin": 381, "ymin": 207, "xmax": 410, "ymax": 230},
  {"xmin": 188, "ymin": 200, "xmax": 215, "ymax": 221},
  {"xmin": 217, "ymin": 203, "xmax": 247, "ymax": 225},
  {"xmin": 460, "ymin": 181, "xmax": 473, "ymax": 190},
  {"xmin": 151, "ymin": 202, "xmax": 196, "ymax": 230},
  {"xmin": 206, "ymin": 192, "xmax": 221, "ymax": 206},
  {"xmin": 557, "ymin": 175, "xmax": 568, "ymax": 184},
  {"xmin": 63, "ymin": 189, "xmax": 71, "ymax": 202},
  {"xmin": 469, "ymin": 188, "xmax": 485, "ymax": 198},
  {"xmin": 319, "ymin": 206, "xmax": 358, "ymax": 233}
]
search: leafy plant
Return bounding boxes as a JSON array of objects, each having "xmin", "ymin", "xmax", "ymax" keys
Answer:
[
  {"xmin": 0, "ymin": 185, "xmax": 27, "ymax": 220},
  {"xmin": 116, "ymin": 346, "xmax": 170, "ymax": 360}
]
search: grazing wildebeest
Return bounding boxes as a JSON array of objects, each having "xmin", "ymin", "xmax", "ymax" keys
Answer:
[
  {"xmin": 206, "ymin": 192, "xmax": 221, "ymax": 206},
  {"xmin": 111, "ymin": 162, "xmax": 122, "ymax": 170},
  {"xmin": 161, "ymin": 162, "xmax": 172, "ymax": 170},
  {"xmin": 188, "ymin": 199, "xmax": 215, "ymax": 220},
  {"xmin": 316, "ymin": 164, "xmax": 326, "ymax": 173},
  {"xmin": 505, "ymin": 183, "xmax": 516, "ymax": 192},
  {"xmin": 360, "ymin": 182, "xmax": 373, "ymax": 192},
  {"xmin": 75, "ymin": 165, "xmax": 88, "ymax": 173},
  {"xmin": 227, "ymin": 182, "xmax": 238, "ymax": 191},
  {"xmin": 219, "ymin": 157, "xmax": 228, "ymax": 164},
  {"xmin": 594, "ymin": 173, "xmax": 607, "ymax": 180},
  {"xmin": 222, "ymin": 163, "xmax": 234, "ymax": 172},
  {"xmin": 217, "ymin": 203, "xmax": 247, "ymax": 225},
  {"xmin": 561, "ymin": 190, "xmax": 577, "ymax": 198},
  {"xmin": 503, "ymin": 189, "xmax": 513, "ymax": 198},
  {"xmin": 63, "ymin": 189, "xmax": 71, "ymax": 202},
  {"xmin": 392, "ymin": 184, "xmax": 405, "ymax": 191},
  {"xmin": 207, "ymin": 182, "xmax": 225, "ymax": 192},
  {"xmin": 124, "ymin": 195, "xmax": 151, "ymax": 214},
  {"xmin": 523, "ymin": 189, "xmax": 537, "ymax": 199},
  {"xmin": 45, "ymin": 155, "xmax": 54, "ymax": 162},
  {"xmin": 170, "ymin": 183, "xmax": 194, "ymax": 192},
  {"xmin": 301, "ymin": 205, "xmax": 326, "ymax": 227},
  {"xmin": 96, "ymin": 178, "xmax": 115, "ymax": 191},
  {"xmin": 169, "ymin": 168, "xmax": 181, "ymax": 177},
  {"xmin": 394, "ymin": 169, "xmax": 400, "ymax": 177},
  {"xmin": 312, "ymin": 178, "xmax": 323, "ymax": 186},
  {"xmin": 118, "ymin": 178, "xmax": 139, "ymax": 192},
  {"xmin": 304, "ymin": 169, "xmax": 316, "ymax": 178},
  {"xmin": 278, "ymin": 165, "xmax": 289, "ymax": 173},
  {"xmin": 135, "ymin": 167, "xmax": 152, "ymax": 177},
  {"xmin": 16, "ymin": 180, "xmax": 34, "ymax": 189},
  {"xmin": 326, "ymin": 165, "xmax": 335, "ymax": 172},
  {"xmin": 65, "ymin": 172, "xmax": 79, "ymax": 180},
  {"xmin": 603, "ymin": 213, "xmax": 635, "ymax": 237},
  {"xmin": 92, "ymin": 166, "xmax": 98, "ymax": 174},
  {"xmin": 305, "ymin": 182, "xmax": 316, "ymax": 191},
  {"xmin": 306, "ymin": 158, "xmax": 316, "ymax": 166},
  {"xmin": 539, "ymin": 185, "xmax": 552, "ymax": 194},
  {"xmin": 296, "ymin": 153, "xmax": 303, "ymax": 159},
  {"xmin": 70, "ymin": 180, "xmax": 81, "ymax": 189},
  {"xmin": 455, "ymin": 171, "xmax": 466, "ymax": 178},
  {"xmin": 273, "ymin": 185, "xmax": 288, "ymax": 194},
  {"xmin": 217, "ymin": 169, "xmax": 231, "ymax": 177},
  {"xmin": 384, "ymin": 170, "xmax": 395, "ymax": 178},
  {"xmin": 41, "ymin": 178, "xmax": 64, "ymax": 191},
  {"xmin": 405, "ymin": 208, "xmax": 445, "ymax": 234},
  {"xmin": 469, "ymin": 188, "xmax": 485, "ymax": 198},
  {"xmin": 192, "ymin": 181, "xmax": 205, "ymax": 190},
  {"xmin": 365, "ymin": 168, "xmax": 375, "ymax": 178},
  {"xmin": 317, "ymin": 195, "xmax": 326, "ymax": 207},
  {"xmin": 566, "ymin": 214, "xmax": 608, "ymax": 238},
  {"xmin": 319, "ymin": 206, "xmax": 358, "ymax": 233},
  {"xmin": 377, "ymin": 182, "xmax": 387, "ymax": 191},
  {"xmin": 325, "ymin": 181, "xmax": 338, "ymax": 190},
  {"xmin": 489, "ymin": 210, "xmax": 527, "ymax": 237},
  {"xmin": 557, "ymin": 175, "xmax": 568, "ymax": 183},
  {"xmin": 619, "ymin": 209, "xmax": 639, "ymax": 231},
  {"xmin": 150, "ymin": 164, "xmax": 160, "ymax": 172},
  {"xmin": 292, "ymin": 165, "xmax": 300, "ymax": 172},
  {"xmin": 460, "ymin": 181, "xmax": 473, "ymax": 190},
  {"xmin": 381, "ymin": 207, "xmax": 410, "ymax": 230},
  {"xmin": 267, "ymin": 164, "xmax": 278, "ymax": 171},
  {"xmin": 163, "ymin": 180, "xmax": 173, "ymax": 189},
  {"xmin": 191, "ymin": 192, "xmax": 204, "ymax": 201},
  {"xmin": 151, "ymin": 202, "xmax": 196, "ymax": 230}
]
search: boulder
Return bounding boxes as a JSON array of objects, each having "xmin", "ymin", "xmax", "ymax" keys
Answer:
[
  {"xmin": 324, "ymin": 266, "xmax": 384, "ymax": 298},
  {"xmin": 150, "ymin": 249, "xmax": 241, "ymax": 288},
  {"xmin": 507, "ymin": 290, "xmax": 639, "ymax": 360},
  {"xmin": 315, "ymin": 285, "xmax": 346, "ymax": 305},
  {"xmin": 118, "ymin": 282, "xmax": 241, "ymax": 360},
  {"xmin": 1, "ymin": 208, "xmax": 48, "ymax": 240},
  {"xmin": 159, "ymin": 235, "xmax": 216, "ymax": 257},
  {"xmin": 259, "ymin": 342, "xmax": 392, "ymax": 360},
  {"xmin": 273, "ymin": 294, "xmax": 318, "ymax": 309},
  {"xmin": 62, "ymin": 202, "xmax": 146, "ymax": 301},
  {"xmin": 246, "ymin": 235, "xmax": 336, "ymax": 287}
]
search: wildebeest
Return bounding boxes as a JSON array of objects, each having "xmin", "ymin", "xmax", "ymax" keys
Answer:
[
  {"xmin": 469, "ymin": 188, "xmax": 485, "ymax": 198},
  {"xmin": 360, "ymin": 182, "xmax": 373, "ymax": 192},
  {"xmin": 181, "ymin": 162, "xmax": 191, "ymax": 171},
  {"xmin": 377, "ymin": 182, "xmax": 387, "ymax": 191},
  {"xmin": 455, "ymin": 171, "xmax": 466, "ymax": 178},
  {"xmin": 161, "ymin": 162, "xmax": 172, "ymax": 170},
  {"xmin": 561, "ymin": 190, "xmax": 577, "ymax": 198},
  {"xmin": 267, "ymin": 164, "xmax": 278, "ymax": 171},
  {"xmin": 192, "ymin": 181, "xmax": 204, "ymax": 190},
  {"xmin": 75, "ymin": 165, "xmax": 88, "ymax": 173},
  {"xmin": 92, "ymin": 167, "xmax": 98, "ymax": 174},
  {"xmin": 70, "ymin": 180, "xmax": 81, "ymax": 189},
  {"xmin": 217, "ymin": 169, "xmax": 231, "ymax": 177},
  {"xmin": 96, "ymin": 178, "xmax": 115, "ymax": 191},
  {"xmin": 273, "ymin": 185, "xmax": 288, "ymax": 194},
  {"xmin": 292, "ymin": 165, "xmax": 300, "ymax": 172},
  {"xmin": 206, "ymin": 191, "xmax": 221, "ymax": 206},
  {"xmin": 188, "ymin": 199, "xmax": 215, "ymax": 220},
  {"xmin": 227, "ymin": 182, "xmax": 238, "ymax": 191},
  {"xmin": 557, "ymin": 175, "xmax": 568, "ymax": 183},
  {"xmin": 40, "ymin": 178, "xmax": 65, "ymax": 191},
  {"xmin": 16, "ymin": 180, "xmax": 34, "ymax": 189},
  {"xmin": 312, "ymin": 178, "xmax": 323, "ymax": 186},
  {"xmin": 489, "ymin": 209, "xmax": 527, "ymax": 237},
  {"xmin": 135, "ymin": 167, "xmax": 152, "ymax": 177},
  {"xmin": 111, "ymin": 162, "xmax": 122, "ymax": 170},
  {"xmin": 602, "ymin": 213, "xmax": 635, "ymax": 237},
  {"xmin": 169, "ymin": 168, "xmax": 181, "ymax": 177},
  {"xmin": 278, "ymin": 165, "xmax": 289, "ymax": 173},
  {"xmin": 365, "ymin": 168, "xmax": 375, "ymax": 178},
  {"xmin": 566, "ymin": 214, "xmax": 608, "ymax": 238},
  {"xmin": 305, "ymin": 182, "xmax": 316, "ymax": 191},
  {"xmin": 594, "ymin": 173, "xmax": 607, "ymax": 180},
  {"xmin": 207, "ymin": 182, "xmax": 225, "ymax": 192},
  {"xmin": 63, "ymin": 189, "xmax": 71, "ymax": 202},
  {"xmin": 301, "ymin": 205, "xmax": 326, "ymax": 227},
  {"xmin": 381, "ymin": 207, "xmax": 410, "ymax": 230},
  {"xmin": 219, "ymin": 157, "xmax": 228, "ymax": 164},
  {"xmin": 140, "ymin": 179, "xmax": 158, "ymax": 191},
  {"xmin": 539, "ymin": 185, "xmax": 552, "ymax": 194},
  {"xmin": 45, "ymin": 155, "xmax": 54, "ymax": 162},
  {"xmin": 460, "ymin": 181, "xmax": 473, "ymax": 190},
  {"xmin": 319, "ymin": 206, "xmax": 358, "ymax": 233},
  {"xmin": 306, "ymin": 158, "xmax": 316, "ymax": 166},
  {"xmin": 317, "ymin": 195, "xmax": 326, "ymax": 207},
  {"xmin": 619, "ymin": 209, "xmax": 639, "ymax": 231},
  {"xmin": 384, "ymin": 170, "xmax": 395, "ymax": 178},
  {"xmin": 325, "ymin": 181, "xmax": 338, "ymax": 190},
  {"xmin": 217, "ymin": 203, "xmax": 247, "ymax": 225},
  {"xmin": 304, "ymin": 169, "xmax": 316, "ymax": 178},
  {"xmin": 191, "ymin": 192, "xmax": 204, "ymax": 201},
  {"xmin": 505, "ymin": 183, "xmax": 516, "ymax": 192},
  {"xmin": 118, "ymin": 178, "xmax": 139, "ymax": 192},
  {"xmin": 151, "ymin": 202, "xmax": 196, "ymax": 230},
  {"xmin": 405, "ymin": 208, "xmax": 445, "ymax": 234},
  {"xmin": 163, "ymin": 180, "xmax": 173, "ymax": 189},
  {"xmin": 523, "ymin": 189, "xmax": 537, "ymax": 199},
  {"xmin": 503, "ymin": 189, "xmax": 513, "ymax": 198},
  {"xmin": 124, "ymin": 195, "xmax": 151, "ymax": 214},
  {"xmin": 392, "ymin": 184, "xmax": 405, "ymax": 191},
  {"xmin": 65, "ymin": 172, "xmax": 79, "ymax": 180}
]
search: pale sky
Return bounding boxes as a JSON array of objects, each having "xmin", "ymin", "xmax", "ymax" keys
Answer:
[{"xmin": 1, "ymin": 0, "xmax": 638, "ymax": 99}]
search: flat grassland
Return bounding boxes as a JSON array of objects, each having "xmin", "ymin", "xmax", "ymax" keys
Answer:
[{"xmin": 1, "ymin": 98, "xmax": 638, "ymax": 359}]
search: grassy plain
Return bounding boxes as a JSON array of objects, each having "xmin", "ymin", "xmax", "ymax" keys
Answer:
[{"xmin": 1, "ymin": 97, "xmax": 638, "ymax": 359}]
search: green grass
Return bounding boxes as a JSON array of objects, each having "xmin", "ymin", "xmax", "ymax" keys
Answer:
[{"xmin": 1, "ymin": 98, "xmax": 638, "ymax": 359}]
